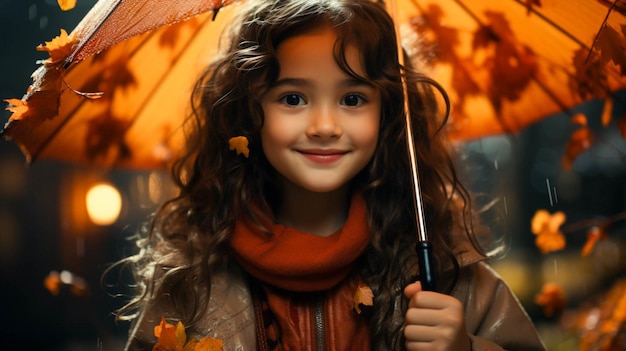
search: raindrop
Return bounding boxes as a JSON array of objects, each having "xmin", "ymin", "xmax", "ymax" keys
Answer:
[
  {"xmin": 529, "ymin": 161, "xmax": 557, "ymax": 194},
  {"xmin": 28, "ymin": 4, "xmax": 37, "ymax": 21},
  {"xmin": 39, "ymin": 15, "xmax": 48, "ymax": 29},
  {"xmin": 503, "ymin": 196, "xmax": 508, "ymax": 215},
  {"xmin": 468, "ymin": 136, "xmax": 512, "ymax": 163},
  {"xmin": 546, "ymin": 179, "xmax": 553, "ymax": 206}
]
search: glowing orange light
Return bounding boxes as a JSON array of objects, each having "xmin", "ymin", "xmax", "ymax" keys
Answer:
[{"xmin": 85, "ymin": 183, "xmax": 122, "ymax": 226}]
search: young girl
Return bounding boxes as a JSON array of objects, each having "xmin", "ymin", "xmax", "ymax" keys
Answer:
[{"xmin": 118, "ymin": 0, "xmax": 546, "ymax": 349}]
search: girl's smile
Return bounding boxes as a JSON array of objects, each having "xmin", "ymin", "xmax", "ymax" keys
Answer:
[
  {"xmin": 260, "ymin": 25, "xmax": 381, "ymax": 194},
  {"xmin": 296, "ymin": 148, "xmax": 348, "ymax": 164}
]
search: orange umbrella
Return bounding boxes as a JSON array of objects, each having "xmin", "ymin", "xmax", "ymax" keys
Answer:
[{"xmin": 2, "ymin": 0, "xmax": 626, "ymax": 168}]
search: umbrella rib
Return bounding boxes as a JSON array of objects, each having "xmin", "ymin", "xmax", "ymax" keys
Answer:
[
  {"xmin": 509, "ymin": 0, "xmax": 590, "ymax": 50},
  {"xmin": 452, "ymin": 0, "xmax": 590, "ymax": 50},
  {"xmin": 30, "ymin": 12, "xmax": 216, "ymax": 165},
  {"xmin": 28, "ymin": 29, "xmax": 161, "ymax": 163},
  {"xmin": 65, "ymin": 0, "xmax": 123, "ymax": 65}
]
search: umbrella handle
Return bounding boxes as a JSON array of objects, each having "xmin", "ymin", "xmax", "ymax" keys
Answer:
[{"xmin": 416, "ymin": 241, "xmax": 436, "ymax": 291}]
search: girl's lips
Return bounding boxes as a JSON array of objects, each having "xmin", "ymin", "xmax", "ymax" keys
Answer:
[{"xmin": 297, "ymin": 149, "xmax": 348, "ymax": 163}]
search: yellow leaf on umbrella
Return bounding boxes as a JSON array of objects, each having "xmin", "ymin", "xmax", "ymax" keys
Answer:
[
  {"xmin": 353, "ymin": 283, "xmax": 374, "ymax": 314},
  {"xmin": 57, "ymin": 0, "xmax": 77, "ymax": 11},
  {"xmin": 228, "ymin": 136, "xmax": 249, "ymax": 158},
  {"xmin": 5, "ymin": 87, "xmax": 61, "ymax": 124},
  {"xmin": 36, "ymin": 29, "xmax": 75, "ymax": 66}
]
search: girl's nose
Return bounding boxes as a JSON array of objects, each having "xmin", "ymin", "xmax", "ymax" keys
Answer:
[{"xmin": 306, "ymin": 106, "xmax": 342, "ymax": 138}]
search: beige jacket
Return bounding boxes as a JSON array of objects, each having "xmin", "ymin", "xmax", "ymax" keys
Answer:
[{"xmin": 126, "ymin": 258, "xmax": 546, "ymax": 350}]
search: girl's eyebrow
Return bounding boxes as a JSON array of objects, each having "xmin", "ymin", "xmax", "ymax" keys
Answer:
[{"xmin": 271, "ymin": 77, "xmax": 375, "ymax": 89}]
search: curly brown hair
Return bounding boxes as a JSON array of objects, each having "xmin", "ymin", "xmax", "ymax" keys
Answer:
[{"xmin": 114, "ymin": 0, "xmax": 489, "ymax": 348}]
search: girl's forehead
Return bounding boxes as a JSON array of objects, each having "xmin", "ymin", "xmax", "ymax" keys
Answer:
[{"xmin": 276, "ymin": 25, "xmax": 366, "ymax": 74}]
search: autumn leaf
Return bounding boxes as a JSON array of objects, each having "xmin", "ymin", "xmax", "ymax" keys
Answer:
[
  {"xmin": 43, "ymin": 271, "xmax": 61, "ymax": 296},
  {"xmin": 596, "ymin": 24, "xmax": 626, "ymax": 75},
  {"xmin": 57, "ymin": 0, "xmax": 77, "ymax": 11},
  {"xmin": 581, "ymin": 226, "xmax": 608, "ymax": 257},
  {"xmin": 154, "ymin": 317, "xmax": 184, "ymax": 351},
  {"xmin": 570, "ymin": 278, "xmax": 626, "ymax": 351},
  {"xmin": 562, "ymin": 123, "xmax": 594, "ymax": 170},
  {"xmin": 36, "ymin": 29, "xmax": 75, "ymax": 66},
  {"xmin": 353, "ymin": 283, "xmax": 374, "ymax": 314},
  {"xmin": 531, "ymin": 209, "xmax": 566, "ymax": 254},
  {"xmin": 5, "ymin": 88, "xmax": 62, "ymax": 124},
  {"xmin": 154, "ymin": 316, "xmax": 223, "ymax": 351},
  {"xmin": 193, "ymin": 338, "xmax": 224, "ymax": 351},
  {"xmin": 600, "ymin": 97, "xmax": 614, "ymax": 126},
  {"xmin": 570, "ymin": 48, "xmax": 608, "ymax": 99},
  {"xmin": 228, "ymin": 136, "xmax": 249, "ymax": 158},
  {"xmin": 534, "ymin": 283, "xmax": 566, "ymax": 317},
  {"xmin": 570, "ymin": 113, "xmax": 588, "ymax": 127}
]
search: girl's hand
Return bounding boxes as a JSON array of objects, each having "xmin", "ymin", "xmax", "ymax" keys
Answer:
[{"xmin": 403, "ymin": 282, "xmax": 471, "ymax": 351}]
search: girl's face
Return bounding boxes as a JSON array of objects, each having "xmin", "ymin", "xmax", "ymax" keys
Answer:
[{"xmin": 260, "ymin": 25, "xmax": 381, "ymax": 194}]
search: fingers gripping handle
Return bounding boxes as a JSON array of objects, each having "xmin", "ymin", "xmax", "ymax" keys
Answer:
[{"xmin": 416, "ymin": 241, "xmax": 436, "ymax": 292}]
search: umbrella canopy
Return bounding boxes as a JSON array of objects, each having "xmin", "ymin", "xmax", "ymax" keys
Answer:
[{"xmin": 2, "ymin": 0, "xmax": 626, "ymax": 168}]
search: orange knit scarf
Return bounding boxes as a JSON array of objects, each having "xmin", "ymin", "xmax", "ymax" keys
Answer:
[{"xmin": 229, "ymin": 194, "xmax": 370, "ymax": 292}]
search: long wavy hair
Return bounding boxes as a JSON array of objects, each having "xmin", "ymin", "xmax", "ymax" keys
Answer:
[{"xmin": 115, "ymin": 0, "xmax": 488, "ymax": 348}]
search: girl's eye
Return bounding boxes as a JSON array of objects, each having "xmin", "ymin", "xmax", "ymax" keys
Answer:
[
  {"xmin": 280, "ymin": 94, "xmax": 306, "ymax": 106},
  {"xmin": 341, "ymin": 94, "xmax": 365, "ymax": 107}
]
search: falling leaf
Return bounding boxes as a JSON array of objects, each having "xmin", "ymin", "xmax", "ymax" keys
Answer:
[
  {"xmin": 581, "ymin": 226, "xmax": 608, "ymax": 257},
  {"xmin": 36, "ymin": 29, "xmax": 75, "ymax": 66},
  {"xmin": 57, "ymin": 0, "xmax": 77, "ymax": 11},
  {"xmin": 562, "ymin": 125, "xmax": 594, "ymax": 170},
  {"xmin": 534, "ymin": 283, "xmax": 566, "ymax": 317},
  {"xmin": 600, "ymin": 97, "xmax": 614, "ymax": 126},
  {"xmin": 43, "ymin": 271, "xmax": 61, "ymax": 296},
  {"xmin": 228, "ymin": 136, "xmax": 249, "ymax": 158},
  {"xmin": 531, "ymin": 209, "xmax": 566, "ymax": 254},
  {"xmin": 353, "ymin": 283, "xmax": 374, "ymax": 314},
  {"xmin": 570, "ymin": 113, "xmax": 588, "ymax": 127}
]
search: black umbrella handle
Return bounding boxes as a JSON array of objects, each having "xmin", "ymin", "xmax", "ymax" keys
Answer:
[{"xmin": 416, "ymin": 241, "xmax": 437, "ymax": 291}]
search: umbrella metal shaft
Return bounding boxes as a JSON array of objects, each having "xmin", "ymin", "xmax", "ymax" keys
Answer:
[{"xmin": 388, "ymin": 0, "xmax": 436, "ymax": 291}]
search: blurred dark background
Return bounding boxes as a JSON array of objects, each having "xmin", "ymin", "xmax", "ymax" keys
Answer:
[{"xmin": 0, "ymin": 1, "xmax": 624, "ymax": 350}]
